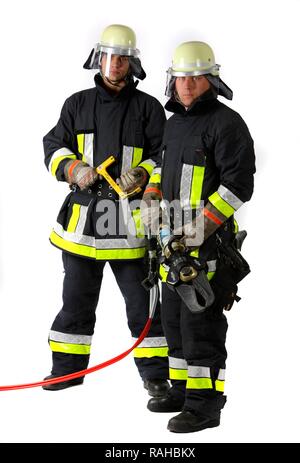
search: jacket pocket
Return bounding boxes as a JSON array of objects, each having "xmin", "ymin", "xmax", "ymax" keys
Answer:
[
  {"xmin": 123, "ymin": 118, "xmax": 145, "ymax": 149},
  {"xmin": 181, "ymin": 145, "xmax": 206, "ymax": 167},
  {"xmin": 58, "ymin": 192, "xmax": 94, "ymax": 235}
]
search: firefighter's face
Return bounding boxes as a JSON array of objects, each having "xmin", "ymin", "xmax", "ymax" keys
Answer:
[
  {"xmin": 175, "ymin": 76, "xmax": 210, "ymax": 107},
  {"xmin": 101, "ymin": 53, "xmax": 130, "ymax": 81}
]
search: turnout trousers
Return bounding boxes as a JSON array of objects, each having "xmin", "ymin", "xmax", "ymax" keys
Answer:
[
  {"xmin": 48, "ymin": 252, "xmax": 169, "ymax": 380},
  {"xmin": 161, "ymin": 282, "xmax": 228, "ymax": 413}
]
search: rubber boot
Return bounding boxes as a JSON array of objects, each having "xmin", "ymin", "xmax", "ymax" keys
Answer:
[
  {"xmin": 167, "ymin": 395, "xmax": 226, "ymax": 433},
  {"xmin": 147, "ymin": 393, "xmax": 184, "ymax": 412},
  {"xmin": 143, "ymin": 379, "xmax": 170, "ymax": 397},
  {"xmin": 42, "ymin": 374, "xmax": 84, "ymax": 391}
]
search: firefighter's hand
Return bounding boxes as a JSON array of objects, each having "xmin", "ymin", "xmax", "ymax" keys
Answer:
[
  {"xmin": 140, "ymin": 183, "xmax": 162, "ymax": 233},
  {"xmin": 173, "ymin": 216, "xmax": 204, "ymax": 248},
  {"xmin": 117, "ymin": 167, "xmax": 148, "ymax": 193},
  {"xmin": 64, "ymin": 160, "xmax": 98, "ymax": 191}
]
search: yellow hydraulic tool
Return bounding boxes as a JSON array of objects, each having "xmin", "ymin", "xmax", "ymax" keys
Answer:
[{"xmin": 96, "ymin": 155, "xmax": 142, "ymax": 199}]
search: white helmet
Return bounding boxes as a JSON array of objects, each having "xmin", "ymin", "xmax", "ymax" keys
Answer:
[
  {"xmin": 166, "ymin": 41, "xmax": 232, "ymax": 100},
  {"xmin": 84, "ymin": 24, "xmax": 146, "ymax": 80}
]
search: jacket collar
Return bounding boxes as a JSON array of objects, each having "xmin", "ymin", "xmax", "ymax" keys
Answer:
[
  {"xmin": 165, "ymin": 88, "xmax": 218, "ymax": 115},
  {"xmin": 94, "ymin": 73, "xmax": 138, "ymax": 102}
]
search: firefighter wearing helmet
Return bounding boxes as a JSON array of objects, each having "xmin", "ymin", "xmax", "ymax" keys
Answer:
[
  {"xmin": 42, "ymin": 25, "xmax": 169, "ymax": 396},
  {"xmin": 142, "ymin": 41, "xmax": 256, "ymax": 432}
]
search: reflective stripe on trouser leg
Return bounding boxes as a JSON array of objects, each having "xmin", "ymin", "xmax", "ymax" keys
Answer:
[
  {"xmin": 185, "ymin": 365, "xmax": 226, "ymax": 415},
  {"xmin": 49, "ymin": 253, "xmax": 104, "ymax": 376},
  {"xmin": 49, "ymin": 330, "xmax": 92, "ymax": 355},
  {"xmin": 109, "ymin": 259, "xmax": 168, "ymax": 380},
  {"xmin": 215, "ymin": 368, "xmax": 225, "ymax": 392},
  {"xmin": 169, "ymin": 356, "xmax": 188, "ymax": 380},
  {"xmin": 186, "ymin": 365, "xmax": 213, "ymax": 390},
  {"xmin": 161, "ymin": 283, "xmax": 186, "ymax": 399},
  {"xmin": 133, "ymin": 336, "xmax": 168, "ymax": 358},
  {"xmin": 162, "ymin": 282, "xmax": 228, "ymax": 409}
]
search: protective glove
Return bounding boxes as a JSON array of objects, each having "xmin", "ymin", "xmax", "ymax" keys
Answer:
[
  {"xmin": 140, "ymin": 183, "xmax": 162, "ymax": 232},
  {"xmin": 64, "ymin": 160, "xmax": 98, "ymax": 191},
  {"xmin": 117, "ymin": 167, "xmax": 148, "ymax": 194},
  {"xmin": 174, "ymin": 201, "xmax": 227, "ymax": 248}
]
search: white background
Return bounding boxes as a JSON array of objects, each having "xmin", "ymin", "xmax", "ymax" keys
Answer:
[{"xmin": 0, "ymin": 0, "xmax": 299, "ymax": 444}]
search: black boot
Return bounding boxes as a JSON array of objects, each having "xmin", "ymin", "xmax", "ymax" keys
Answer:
[
  {"xmin": 167, "ymin": 395, "xmax": 226, "ymax": 433},
  {"xmin": 147, "ymin": 394, "xmax": 184, "ymax": 412},
  {"xmin": 42, "ymin": 374, "xmax": 84, "ymax": 391},
  {"xmin": 167, "ymin": 410, "xmax": 220, "ymax": 433},
  {"xmin": 143, "ymin": 379, "xmax": 170, "ymax": 397}
]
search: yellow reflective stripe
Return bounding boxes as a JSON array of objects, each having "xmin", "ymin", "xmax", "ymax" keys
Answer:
[
  {"xmin": 49, "ymin": 341, "xmax": 90, "ymax": 355},
  {"xmin": 190, "ymin": 166, "xmax": 205, "ymax": 209},
  {"xmin": 159, "ymin": 264, "xmax": 168, "ymax": 282},
  {"xmin": 149, "ymin": 174, "xmax": 161, "ymax": 184},
  {"xmin": 131, "ymin": 209, "xmax": 145, "ymax": 238},
  {"xmin": 186, "ymin": 377, "xmax": 213, "ymax": 389},
  {"xmin": 51, "ymin": 154, "xmax": 77, "ymax": 176},
  {"xmin": 189, "ymin": 250, "xmax": 215, "ymax": 280},
  {"xmin": 234, "ymin": 219, "xmax": 239, "ymax": 233},
  {"xmin": 132, "ymin": 147, "xmax": 143, "ymax": 167},
  {"xmin": 67, "ymin": 204, "xmax": 81, "ymax": 233},
  {"xmin": 189, "ymin": 249, "xmax": 199, "ymax": 258},
  {"xmin": 209, "ymin": 192, "xmax": 235, "ymax": 218},
  {"xmin": 133, "ymin": 346, "xmax": 168, "ymax": 358},
  {"xmin": 50, "ymin": 230, "xmax": 146, "ymax": 260},
  {"xmin": 77, "ymin": 134, "xmax": 86, "ymax": 162},
  {"xmin": 215, "ymin": 379, "xmax": 225, "ymax": 392},
  {"xmin": 169, "ymin": 368, "xmax": 188, "ymax": 380},
  {"xmin": 207, "ymin": 271, "xmax": 215, "ymax": 281},
  {"xmin": 139, "ymin": 161, "xmax": 155, "ymax": 176}
]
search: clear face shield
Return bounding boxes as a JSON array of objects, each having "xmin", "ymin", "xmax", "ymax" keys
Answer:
[
  {"xmin": 83, "ymin": 44, "xmax": 146, "ymax": 81},
  {"xmin": 164, "ymin": 63, "xmax": 235, "ymax": 101}
]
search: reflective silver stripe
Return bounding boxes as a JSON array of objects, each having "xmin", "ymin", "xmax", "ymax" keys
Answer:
[
  {"xmin": 180, "ymin": 164, "xmax": 193, "ymax": 209},
  {"xmin": 188, "ymin": 366, "xmax": 211, "ymax": 378},
  {"xmin": 218, "ymin": 368, "xmax": 226, "ymax": 381},
  {"xmin": 142, "ymin": 159, "xmax": 156, "ymax": 169},
  {"xmin": 84, "ymin": 133, "xmax": 94, "ymax": 167},
  {"xmin": 120, "ymin": 197, "xmax": 141, "ymax": 240},
  {"xmin": 133, "ymin": 336, "xmax": 167, "ymax": 348},
  {"xmin": 170, "ymin": 62, "xmax": 218, "ymax": 74},
  {"xmin": 53, "ymin": 222, "xmax": 145, "ymax": 249},
  {"xmin": 49, "ymin": 147, "xmax": 74, "ymax": 173},
  {"xmin": 99, "ymin": 44, "xmax": 140, "ymax": 57},
  {"xmin": 152, "ymin": 167, "xmax": 161, "ymax": 176},
  {"xmin": 207, "ymin": 260, "xmax": 217, "ymax": 272},
  {"xmin": 218, "ymin": 185, "xmax": 243, "ymax": 210},
  {"xmin": 162, "ymin": 263, "xmax": 170, "ymax": 272},
  {"xmin": 75, "ymin": 203, "xmax": 91, "ymax": 235},
  {"xmin": 169, "ymin": 357, "xmax": 188, "ymax": 370},
  {"xmin": 49, "ymin": 330, "xmax": 92, "ymax": 345},
  {"xmin": 121, "ymin": 146, "xmax": 134, "ymax": 174}
]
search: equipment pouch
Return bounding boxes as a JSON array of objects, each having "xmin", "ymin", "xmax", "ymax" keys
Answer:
[{"xmin": 211, "ymin": 236, "xmax": 250, "ymax": 311}]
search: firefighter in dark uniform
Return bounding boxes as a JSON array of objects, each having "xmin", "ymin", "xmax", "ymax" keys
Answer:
[
  {"xmin": 143, "ymin": 41, "xmax": 255, "ymax": 432},
  {"xmin": 42, "ymin": 24, "xmax": 169, "ymax": 396}
]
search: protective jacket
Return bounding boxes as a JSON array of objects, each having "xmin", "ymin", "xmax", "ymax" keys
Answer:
[
  {"xmin": 159, "ymin": 90, "xmax": 255, "ymax": 411},
  {"xmin": 43, "ymin": 74, "xmax": 166, "ymax": 260},
  {"xmin": 160, "ymin": 90, "xmax": 255, "ymax": 276}
]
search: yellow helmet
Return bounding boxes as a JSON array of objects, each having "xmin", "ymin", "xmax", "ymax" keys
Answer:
[
  {"xmin": 83, "ymin": 24, "xmax": 145, "ymax": 80},
  {"xmin": 165, "ymin": 41, "xmax": 232, "ymax": 100},
  {"xmin": 99, "ymin": 24, "xmax": 139, "ymax": 56},
  {"xmin": 170, "ymin": 41, "xmax": 219, "ymax": 77}
]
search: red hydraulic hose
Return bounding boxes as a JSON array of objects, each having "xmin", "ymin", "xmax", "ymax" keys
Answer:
[{"xmin": 0, "ymin": 318, "xmax": 152, "ymax": 391}]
